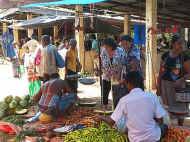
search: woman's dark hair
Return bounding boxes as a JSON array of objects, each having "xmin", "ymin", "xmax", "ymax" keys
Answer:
[
  {"xmin": 125, "ymin": 71, "xmax": 144, "ymax": 90},
  {"xmin": 102, "ymin": 38, "xmax": 117, "ymax": 50}
]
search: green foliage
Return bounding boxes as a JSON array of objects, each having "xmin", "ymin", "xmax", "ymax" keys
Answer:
[
  {"xmin": 15, "ymin": 129, "xmax": 39, "ymax": 142},
  {"xmin": 2, "ymin": 115, "xmax": 25, "ymax": 126}
]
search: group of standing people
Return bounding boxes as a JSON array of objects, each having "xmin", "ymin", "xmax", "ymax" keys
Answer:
[{"xmin": 100, "ymin": 35, "xmax": 142, "ymax": 109}]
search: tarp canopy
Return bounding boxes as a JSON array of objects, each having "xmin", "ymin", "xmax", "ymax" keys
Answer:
[
  {"xmin": 0, "ymin": 0, "xmax": 58, "ymax": 8},
  {"xmin": 0, "ymin": 7, "xmax": 71, "ymax": 20},
  {"xmin": 0, "ymin": 8, "xmax": 19, "ymax": 19},
  {"xmin": 9, "ymin": 15, "xmax": 121, "ymax": 34},
  {"xmin": 22, "ymin": 0, "xmax": 107, "ymax": 8},
  {"xmin": 9, "ymin": 15, "xmax": 74, "ymax": 29}
]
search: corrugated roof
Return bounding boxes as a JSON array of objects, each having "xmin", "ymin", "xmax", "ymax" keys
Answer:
[
  {"xmin": 0, "ymin": 7, "xmax": 71, "ymax": 19},
  {"xmin": 9, "ymin": 15, "xmax": 75, "ymax": 29}
]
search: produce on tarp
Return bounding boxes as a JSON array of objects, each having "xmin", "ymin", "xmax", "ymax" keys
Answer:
[
  {"xmin": 0, "ymin": 95, "xmax": 32, "ymax": 118},
  {"xmin": 15, "ymin": 129, "xmax": 40, "ymax": 142},
  {"xmin": 39, "ymin": 113, "xmax": 53, "ymax": 124},
  {"xmin": 2, "ymin": 115, "xmax": 25, "ymax": 126},
  {"xmin": 64, "ymin": 122, "xmax": 128, "ymax": 142},
  {"xmin": 5, "ymin": 96, "xmax": 13, "ymax": 104}
]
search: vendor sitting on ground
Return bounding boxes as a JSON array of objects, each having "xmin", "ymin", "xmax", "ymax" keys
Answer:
[
  {"xmin": 99, "ymin": 71, "xmax": 167, "ymax": 142},
  {"xmin": 33, "ymin": 77, "xmax": 77, "ymax": 119}
]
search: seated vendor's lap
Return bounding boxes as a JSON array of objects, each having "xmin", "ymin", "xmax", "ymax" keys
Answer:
[
  {"xmin": 39, "ymin": 93, "xmax": 77, "ymax": 116},
  {"xmin": 59, "ymin": 93, "xmax": 77, "ymax": 114},
  {"xmin": 39, "ymin": 95, "xmax": 60, "ymax": 115}
]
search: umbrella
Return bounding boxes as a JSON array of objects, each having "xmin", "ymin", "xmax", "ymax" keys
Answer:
[{"xmin": 22, "ymin": 0, "xmax": 107, "ymax": 8}]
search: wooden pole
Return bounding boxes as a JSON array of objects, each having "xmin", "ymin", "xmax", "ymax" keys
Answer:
[
  {"xmin": 13, "ymin": 21, "xmax": 19, "ymax": 43},
  {"xmin": 75, "ymin": 5, "xmax": 85, "ymax": 72},
  {"xmin": 124, "ymin": 14, "xmax": 130, "ymax": 35},
  {"xmin": 27, "ymin": 13, "xmax": 33, "ymax": 38},
  {"xmin": 3, "ymin": 22, "xmax": 7, "ymax": 33},
  {"xmin": 53, "ymin": 25, "xmax": 59, "ymax": 41},
  {"xmin": 145, "ymin": 0, "xmax": 157, "ymax": 90},
  {"xmin": 38, "ymin": 27, "xmax": 42, "ymax": 41}
]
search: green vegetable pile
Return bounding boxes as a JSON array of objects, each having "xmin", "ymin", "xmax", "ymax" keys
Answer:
[
  {"xmin": 0, "ymin": 95, "xmax": 31, "ymax": 119},
  {"xmin": 15, "ymin": 129, "xmax": 41, "ymax": 142},
  {"xmin": 64, "ymin": 122, "xmax": 128, "ymax": 142},
  {"xmin": 2, "ymin": 115, "xmax": 25, "ymax": 126}
]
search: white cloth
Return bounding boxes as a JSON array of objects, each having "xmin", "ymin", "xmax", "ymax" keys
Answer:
[
  {"xmin": 24, "ymin": 53, "xmax": 32, "ymax": 68},
  {"xmin": 111, "ymin": 88, "xmax": 166, "ymax": 142},
  {"xmin": 22, "ymin": 39, "xmax": 39, "ymax": 53},
  {"xmin": 58, "ymin": 48, "xmax": 67, "ymax": 61}
]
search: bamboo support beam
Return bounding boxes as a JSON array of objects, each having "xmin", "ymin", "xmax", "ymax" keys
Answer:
[
  {"xmin": 124, "ymin": 14, "xmax": 130, "ymax": 35},
  {"xmin": 75, "ymin": 5, "xmax": 85, "ymax": 72},
  {"xmin": 145, "ymin": 0, "xmax": 157, "ymax": 90},
  {"xmin": 27, "ymin": 13, "xmax": 33, "ymax": 38}
]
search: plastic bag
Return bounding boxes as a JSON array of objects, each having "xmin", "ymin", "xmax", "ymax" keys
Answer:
[
  {"xmin": 29, "ymin": 80, "xmax": 41, "ymax": 97},
  {"xmin": 0, "ymin": 122, "xmax": 21, "ymax": 135},
  {"xmin": 163, "ymin": 111, "xmax": 171, "ymax": 125}
]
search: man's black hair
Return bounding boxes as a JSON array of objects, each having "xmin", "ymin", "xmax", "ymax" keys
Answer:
[
  {"xmin": 102, "ymin": 38, "xmax": 117, "ymax": 50},
  {"xmin": 31, "ymin": 34, "xmax": 37, "ymax": 40},
  {"xmin": 170, "ymin": 34, "xmax": 182, "ymax": 49},
  {"xmin": 171, "ymin": 34, "xmax": 181, "ymax": 44},
  {"xmin": 125, "ymin": 71, "xmax": 144, "ymax": 90},
  {"xmin": 120, "ymin": 35, "xmax": 133, "ymax": 42},
  {"xmin": 41, "ymin": 35, "xmax": 50, "ymax": 44},
  {"xmin": 91, "ymin": 34, "xmax": 96, "ymax": 40}
]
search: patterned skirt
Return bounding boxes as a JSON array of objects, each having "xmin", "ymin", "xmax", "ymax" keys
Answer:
[{"xmin": 161, "ymin": 80, "xmax": 188, "ymax": 117}]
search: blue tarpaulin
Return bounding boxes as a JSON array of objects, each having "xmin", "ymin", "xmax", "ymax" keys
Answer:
[
  {"xmin": 22, "ymin": 0, "xmax": 107, "ymax": 8},
  {"xmin": 134, "ymin": 24, "xmax": 145, "ymax": 45}
]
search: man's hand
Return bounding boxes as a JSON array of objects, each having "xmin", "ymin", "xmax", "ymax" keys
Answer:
[
  {"xmin": 154, "ymin": 117, "xmax": 163, "ymax": 125},
  {"xmin": 97, "ymin": 115, "xmax": 115, "ymax": 127}
]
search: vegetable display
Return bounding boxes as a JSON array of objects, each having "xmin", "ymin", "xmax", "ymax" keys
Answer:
[
  {"xmin": 2, "ymin": 115, "xmax": 25, "ymax": 126},
  {"xmin": 0, "ymin": 95, "xmax": 32, "ymax": 118},
  {"xmin": 64, "ymin": 122, "xmax": 128, "ymax": 142},
  {"xmin": 15, "ymin": 129, "xmax": 40, "ymax": 142}
]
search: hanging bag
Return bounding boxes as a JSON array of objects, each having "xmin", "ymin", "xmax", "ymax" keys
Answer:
[{"xmin": 34, "ymin": 48, "xmax": 41, "ymax": 66}]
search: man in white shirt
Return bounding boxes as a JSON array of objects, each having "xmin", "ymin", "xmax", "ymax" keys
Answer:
[{"xmin": 99, "ymin": 71, "xmax": 168, "ymax": 142}]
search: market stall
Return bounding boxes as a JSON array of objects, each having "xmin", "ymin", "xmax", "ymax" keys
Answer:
[{"xmin": 0, "ymin": 0, "xmax": 190, "ymax": 141}]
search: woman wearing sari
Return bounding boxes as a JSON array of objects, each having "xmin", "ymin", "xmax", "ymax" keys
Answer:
[{"xmin": 157, "ymin": 34, "xmax": 190, "ymax": 125}]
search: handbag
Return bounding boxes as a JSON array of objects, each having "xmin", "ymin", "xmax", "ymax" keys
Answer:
[{"xmin": 34, "ymin": 49, "xmax": 41, "ymax": 66}]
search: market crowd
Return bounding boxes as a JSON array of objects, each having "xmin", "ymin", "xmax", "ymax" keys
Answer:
[{"xmin": 9, "ymin": 33, "xmax": 190, "ymax": 142}]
